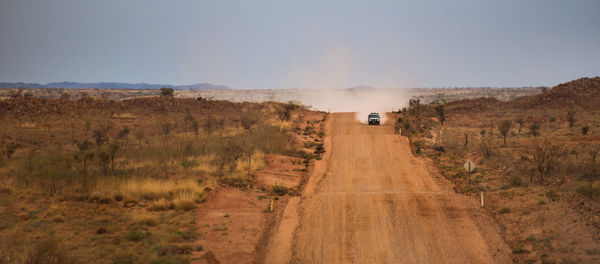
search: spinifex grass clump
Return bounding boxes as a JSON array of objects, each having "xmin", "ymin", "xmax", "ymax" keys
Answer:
[{"xmin": 93, "ymin": 178, "xmax": 205, "ymax": 211}]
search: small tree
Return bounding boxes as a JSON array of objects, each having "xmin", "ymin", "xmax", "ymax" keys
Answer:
[
  {"xmin": 435, "ymin": 105, "xmax": 445, "ymax": 126},
  {"xmin": 567, "ymin": 110, "xmax": 576, "ymax": 128},
  {"xmin": 107, "ymin": 141, "xmax": 120, "ymax": 173},
  {"xmin": 277, "ymin": 102, "xmax": 297, "ymax": 122},
  {"xmin": 480, "ymin": 130, "xmax": 492, "ymax": 158},
  {"xmin": 1, "ymin": 138, "xmax": 20, "ymax": 161},
  {"xmin": 529, "ymin": 123, "xmax": 540, "ymax": 138},
  {"xmin": 516, "ymin": 118, "xmax": 525, "ymax": 134},
  {"xmin": 201, "ymin": 113, "xmax": 224, "ymax": 154},
  {"xmin": 157, "ymin": 121, "xmax": 175, "ymax": 177},
  {"xmin": 134, "ymin": 129, "xmax": 145, "ymax": 149},
  {"xmin": 74, "ymin": 139, "xmax": 95, "ymax": 190},
  {"xmin": 213, "ymin": 139, "xmax": 243, "ymax": 176},
  {"xmin": 498, "ymin": 120, "xmax": 512, "ymax": 145},
  {"xmin": 240, "ymin": 110, "xmax": 259, "ymax": 177},
  {"xmin": 93, "ymin": 129, "xmax": 108, "ymax": 150},
  {"xmin": 240, "ymin": 111, "xmax": 259, "ymax": 130},
  {"xmin": 191, "ymin": 118, "xmax": 200, "ymax": 143},
  {"xmin": 160, "ymin": 87, "xmax": 174, "ymax": 97}
]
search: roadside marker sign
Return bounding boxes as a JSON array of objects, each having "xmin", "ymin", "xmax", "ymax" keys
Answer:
[
  {"xmin": 464, "ymin": 160, "xmax": 476, "ymax": 172},
  {"xmin": 464, "ymin": 160, "xmax": 476, "ymax": 186}
]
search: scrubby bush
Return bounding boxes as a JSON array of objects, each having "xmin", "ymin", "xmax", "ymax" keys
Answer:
[
  {"xmin": 545, "ymin": 190, "xmax": 559, "ymax": 201},
  {"xmin": 159, "ymin": 87, "xmax": 174, "ymax": 97},
  {"xmin": 529, "ymin": 123, "xmax": 540, "ymax": 138},
  {"xmin": 272, "ymin": 185, "xmax": 288, "ymax": 196},
  {"xmin": 219, "ymin": 175, "xmax": 250, "ymax": 188},
  {"xmin": 431, "ymin": 144, "xmax": 445, "ymax": 152},
  {"xmin": 509, "ymin": 173, "xmax": 524, "ymax": 187},
  {"xmin": 414, "ymin": 141, "xmax": 422, "ymax": 154},
  {"xmin": 173, "ymin": 192, "xmax": 200, "ymax": 210},
  {"xmin": 567, "ymin": 110, "xmax": 576, "ymax": 127},
  {"xmin": 435, "ymin": 105, "xmax": 445, "ymax": 126},
  {"xmin": 581, "ymin": 125, "xmax": 589, "ymax": 135},
  {"xmin": 0, "ymin": 235, "xmax": 77, "ymax": 264},
  {"xmin": 576, "ymin": 185, "xmax": 599, "ymax": 199},
  {"xmin": 498, "ymin": 208, "xmax": 511, "ymax": 214},
  {"xmin": 125, "ymin": 229, "xmax": 152, "ymax": 242},
  {"xmin": 132, "ymin": 212, "xmax": 159, "ymax": 226}
]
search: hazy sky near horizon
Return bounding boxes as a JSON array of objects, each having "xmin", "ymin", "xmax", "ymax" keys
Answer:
[{"xmin": 1, "ymin": 0, "xmax": 599, "ymax": 89}]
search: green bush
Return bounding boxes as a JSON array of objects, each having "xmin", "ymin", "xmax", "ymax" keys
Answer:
[
  {"xmin": 509, "ymin": 173, "xmax": 524, "ymax": 187},
  {"xmin": 581, "ymin": 125, "xmax": 589, "ymax": 135},
  {"xmin": 576, "ymin": 185, "xmax": 599, "ymax": 199},
  {"xmin": 545, "ymin": 190, "xmax": 559, "ymax": 202},
  {"xmin": 431, "ymin": 144, "xmax": 445, "ymax": 152},
  {"xmin": 149, "ymin": 255, "xmax": 189, "ymax": 264},
  {"xmin": 125, "ymin": 229, "xmax": 152, "ymax": 242},
  {"xmin": 511, "ymin": 244, "xmax": 529, "ymax": 254},
  {"xmin": 180, "ymin": 159, "xmax": 198, "ymax": 169},
  {"xmin": 498, "ymin": 208, "xmax": 511, "ymax": 214},
  {"xmin": 314, "ymin": 144, "xmax": 325, "ymax": 154},
  {"xmin": 414, "ymin": 141, "xmax": 422, "ymax": 154},
  {"xmin": 112, "ymin": 256, "xmax": 134, "ymax": 264},
  {"xmin": 219, "ymin": 176, "xmax": 250, "ymax": 188},
  {"xmin": 272, "ymin": 185, "xmax": 288, "ymax": 196}
]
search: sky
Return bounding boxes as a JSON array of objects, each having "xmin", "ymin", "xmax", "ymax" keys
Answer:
[{"xmin": 0, "ymin": 0, "xmax": 599, "ymax": 89}]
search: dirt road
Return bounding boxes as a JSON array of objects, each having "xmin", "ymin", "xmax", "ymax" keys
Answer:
[{"xmin": 265, "ymin": 113, "xmax": 510, "ymax": 264}]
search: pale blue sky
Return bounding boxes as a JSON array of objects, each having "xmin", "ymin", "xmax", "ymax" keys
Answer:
[{"xmin": 1, "ymin": 0, "xmax": 599, "ymax": 89}]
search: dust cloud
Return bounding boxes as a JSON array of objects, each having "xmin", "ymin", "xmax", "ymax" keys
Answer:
[{"xmin": 296, "ymin": 88, "xmax": 410, "ymax": 124}]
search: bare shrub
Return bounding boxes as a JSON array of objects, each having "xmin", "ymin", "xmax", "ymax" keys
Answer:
[
  {"xmin": 516, "ymin": 118, "xmax": 525, "ymax": 134},
  {"xmin": 522, "ymin": 139, "xmax": 563, "ymax": 184},
  {"xmin": 578, "ymin": 165, "xmax": 599, "ymax": 199},
  {"xmin": 1, "ymin": 138, "xmax": 20, "ymax": 161},
  {"xmin": 498, "ymin": 120, "xmax": 512, "ymax": 145},
  {"xmin": 0, "ymin": 233, "xmax": 76, "ymax": 264},
  {"xmin": 529, "ymin": 123, "xmax": 540, "ymax": 138},
  {"xmin": 479, "ymin": 130, "xmax": 493, "ymax": 158},
  {"xmin": 567, "ymin": 110, "xmax": 576, "ymax": 127},
  {"xmin": 435, "ymin": 105, "xmax": 445, "ymax": 126},
  {"xmin": 277, "ymin": 102, "xmax": 298, "ymax": 122}
]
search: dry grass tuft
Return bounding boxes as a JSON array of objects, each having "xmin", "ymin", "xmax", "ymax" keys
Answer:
[
  {"xmin": 173, "ymin": 192, "xmax": 200, "ymax": 211},
  {"xmin": 148, "ymin": 198, "xmax": 173, "ymax": 211},
  {"xmin": 120, "ymin": 178, "xmax": 204, "ymax": 201},
  {"xmin": 236, "ymin": 150, "xmax": 266, "ymax": 172},
  {"xmin": 94, "ymin": 177, "xmax": 205, "ymax": 202},
  {"xmin": 131, "ymin": 211, "xmax": 159, "ymax": 226}
]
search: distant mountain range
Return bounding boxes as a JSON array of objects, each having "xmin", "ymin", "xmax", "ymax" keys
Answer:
[{"xmin": 0, "ymin": 82, "xmax": 230, "ymax": 90}]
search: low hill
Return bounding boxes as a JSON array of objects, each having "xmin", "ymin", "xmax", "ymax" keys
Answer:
[
  {"xmin": 445, "ymin": 77, "xmax": 600, "ymax": 113},
  {"xmin": 0, "ymin": 81, "xmax": 230, "ymax": 90},
  {"xmin": 510, "ymin": 77, "xmax": 600, "ymax": 109}
]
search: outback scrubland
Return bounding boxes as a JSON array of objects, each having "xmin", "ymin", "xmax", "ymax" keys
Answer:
[
  {"xmin": 397, "ymin": 77, "xmax": 600, "ymax": 264},
  {"xmin": 0, "ymin": 90, "xmax": 326, "ymax": 264}
]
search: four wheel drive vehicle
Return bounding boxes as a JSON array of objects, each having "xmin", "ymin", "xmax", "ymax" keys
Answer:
[{"xmin": 368, "ymin": 113, "xmax": 381, "ymax": 125}]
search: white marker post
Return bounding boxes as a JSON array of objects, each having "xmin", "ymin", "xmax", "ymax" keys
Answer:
[
  {"xmin": 480, "ymin": 192, "xmax": 484, "ymax": 207},
  {"xmin": 464, "ymin": 160, "xmax": 476, "ymax": 187}
]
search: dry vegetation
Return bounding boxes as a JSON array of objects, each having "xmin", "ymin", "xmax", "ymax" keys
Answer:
[
  {"xmin": 397, "ymin": 77, "xmax": 600, "ymax": 264},
  {"xmin": 0, "ymin": 92, "xmax": 325, "ymax": 263}
]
